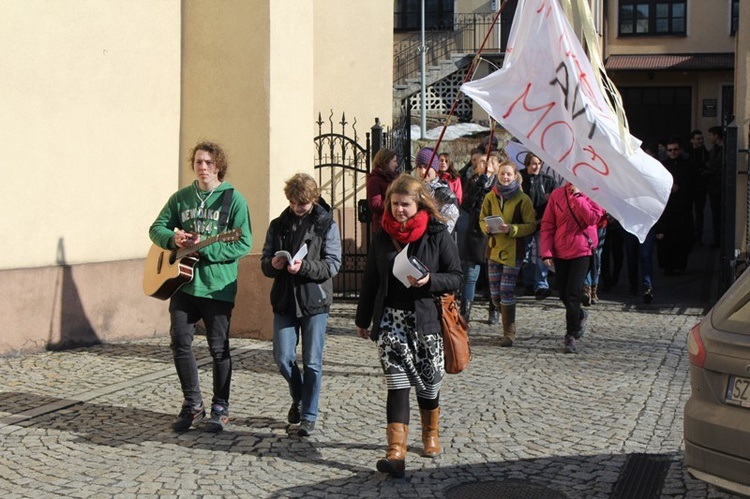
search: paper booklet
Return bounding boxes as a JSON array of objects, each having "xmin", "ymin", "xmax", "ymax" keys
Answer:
[
  {"xmin": 392, "ymin": 243, "xmax": 428, "ymax": 288},
  {"xmin": 275, "ymin": 243, "xmax": 308, "ymax": 263},
  {"xmin": 484, "ymin": 215, "xmax": 505, "ymax": 234}
]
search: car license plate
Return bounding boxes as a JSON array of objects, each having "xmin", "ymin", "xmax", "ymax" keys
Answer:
[{"xmin": 726, "ymin": 376, "xmax": 750, "ymax": 408}]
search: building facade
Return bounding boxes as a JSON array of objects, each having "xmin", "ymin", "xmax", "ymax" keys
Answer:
[
  {"xmin": 398, "ymin": 0, "xmax": 748, "ymax": 272},
  {"xmin": 0, "ymin": 1, "xmax": 392, "ymax": 354}
]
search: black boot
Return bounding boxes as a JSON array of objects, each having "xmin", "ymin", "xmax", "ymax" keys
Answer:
[
  {"xmin": 488, "ymin": 301, "xmax": 499, "ymax": 325},
  {"xmin": 460, "ymin": 300, "xmax": 472, "ymax": 323}
]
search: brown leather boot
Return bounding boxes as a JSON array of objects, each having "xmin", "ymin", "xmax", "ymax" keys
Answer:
[
  {"xmin": 420, "ymin": 408, "xmax": 440, "ymax": 457},
  {"xmin": 582, "ymin": 285, "xmax": 591, "ymax": 307},
  {"xmin": 499, "ymin": 303, "xmax": 516, "ymax": 347},
  {"xmin": 590, "ymin": 285, "xmax": 599, "ymax": 304},
  {"xmin": 376, "ymin": 423, "xmax": 409, "ymax": 478}
]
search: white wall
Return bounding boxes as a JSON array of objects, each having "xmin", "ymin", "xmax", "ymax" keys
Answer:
[{"xmin": 0, "ymin": 1, "xmax": 181, "ymax": 269}]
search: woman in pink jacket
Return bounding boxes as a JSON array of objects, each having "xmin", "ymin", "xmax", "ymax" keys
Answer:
[{"xmin": 540, "ymin": 182, "xmax": 604, "ymax": 353}]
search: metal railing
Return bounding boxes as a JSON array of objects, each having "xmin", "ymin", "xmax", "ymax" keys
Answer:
[{"xmin": 393, "ymin": 12, "xmax": 507, "ymax": 86}]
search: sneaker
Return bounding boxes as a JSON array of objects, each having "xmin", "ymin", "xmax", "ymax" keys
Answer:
[
  {"xmin": 564, "ymin": 335, "xmax": 577, "ymax": 354},
  {"xmin": 172, "ymin": 402, "xmax": 205, "ymax": 432},
  {"xmin": 205, "ymin": 404, "xmax": 229, "ymax": 433},
  {"xmin": 535, "ymin": 288, "xmax": 551, "ymax": 300},
  {"xmin": 297, "ymin": 419, "xmax": 315, "ymax": 437},
  {"xmin": 643, "ymin": 287, "xmax": 654, "ymax": 304},
  {"xmin": 287, "ymin": 402, "xmax": 301, "ymax": 424}
]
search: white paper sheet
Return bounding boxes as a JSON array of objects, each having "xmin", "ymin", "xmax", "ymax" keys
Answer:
[
  {"xmin": 484, "ymin": 215, "xmax": 505, "ymax": 234},
  {"xmin": 392, "ymin": 243, "xmax": 424, "ymax": 288}
]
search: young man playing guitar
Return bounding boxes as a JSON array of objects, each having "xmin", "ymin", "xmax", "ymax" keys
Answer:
[{"xmin": 149, "ymin": 141, "xmax": 252, "ymax": 432}]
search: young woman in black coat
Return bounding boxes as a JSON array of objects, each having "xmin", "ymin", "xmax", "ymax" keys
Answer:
[{"xmin": 355, "ymin": 174, "xmax": 462, "ymax": 478}]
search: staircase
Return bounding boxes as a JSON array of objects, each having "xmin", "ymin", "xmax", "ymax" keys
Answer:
[
  {"xmin": 392, "ymin": 12, "xmax": 505, "ymax": 103},
  {"xmin": 394, "ymin": 53, "xmax": 473, "ymax": 101}
]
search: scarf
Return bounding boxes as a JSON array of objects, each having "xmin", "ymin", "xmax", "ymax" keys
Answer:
[
  {"xmin": 439, "ymin": 171, "xmax": 455, "ymax": 182},
  {"xmin": 479, "ymin": 174, "xmax": 495, "ymax": 190},
  {"xmin": 381, "ymin": 209, "xmax": 429, "ymax": 245},
  {"xmin": 493, "ymin": 179, "xmax": 520, "ymax": 201}
]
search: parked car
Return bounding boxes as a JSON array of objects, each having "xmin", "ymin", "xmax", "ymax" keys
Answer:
[{"xmin": 684, "ymin": 267, "xmax": 750, "ymax": 497}]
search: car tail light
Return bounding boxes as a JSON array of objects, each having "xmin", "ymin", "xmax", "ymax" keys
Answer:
[{"xmin": 687, "ymin": 322, "xmax": 706, "ymax": 368}]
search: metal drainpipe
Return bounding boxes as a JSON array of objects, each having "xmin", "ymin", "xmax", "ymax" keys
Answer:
[{"xmin": 420, "ymin": 0, "xmax": 426, "ymax": 139}]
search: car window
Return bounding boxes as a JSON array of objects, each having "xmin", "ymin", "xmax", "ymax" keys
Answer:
[{"xmin": 711, "ymin": 269, "xmax": 750, "ymax": 335}]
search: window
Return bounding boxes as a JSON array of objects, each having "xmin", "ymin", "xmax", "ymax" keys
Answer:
[
  {"xmin": 731, "ymin": 0, "xmax": 739, "ymax": 35},
  {"xmin": 618, "ymin": 1, "xmax": 686, "ymax": 36},
  {"xmin": 394, "ymin": 0, "xmax": 454, "ymax": 31}
]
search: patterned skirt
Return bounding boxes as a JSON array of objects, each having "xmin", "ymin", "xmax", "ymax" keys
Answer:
[{"xmin": 376, "ymin": 307, "xmax": 443, "ymax": 399}]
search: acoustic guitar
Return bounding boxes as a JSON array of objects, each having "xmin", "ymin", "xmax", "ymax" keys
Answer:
[{"xmin": 142, "ymin": 228, "xmax": 242, "ymax": 300}]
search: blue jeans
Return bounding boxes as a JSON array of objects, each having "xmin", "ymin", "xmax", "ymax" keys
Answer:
[
  {"xmin": 461, "ymin": 261, "xmax": 482, "ymax": 302},
  {"xmin": 273, "ymin": 313, "xmax": 328, "ymax": 422},
  {"xmin": 624, "ymin": 228, "xmax": 656, "ymax": 290},
  {"xmin": 522, "ymin": 231, "xmax": 549, "ymax": 291},
  {"xmin": 584, "ymin": 227, "xmax": 607, "ymax": 286}
]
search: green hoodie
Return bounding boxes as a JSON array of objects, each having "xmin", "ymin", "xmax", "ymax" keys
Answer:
[{"xmin": 149, "ymin": 181, "xmax": 252, "ymax": 303}]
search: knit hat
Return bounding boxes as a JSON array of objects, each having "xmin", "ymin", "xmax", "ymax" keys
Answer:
[{"xmin": 415, "ymin": 147, "xmax": 439, "ymax": 172}]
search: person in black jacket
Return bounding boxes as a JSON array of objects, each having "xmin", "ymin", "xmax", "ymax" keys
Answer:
[
  {"xmin": 655, "ymin": 138, "xmax": 694, "ymax": 275},
  {"xmin": 261, "ymin": 173, "xmax": 342, "ymax": 437},
  {"xmin": 355, "ymin": 174, "xmax": 462, "ymax": 478},
  {"xmin": 520, "ymin": 152, "xmax": 557, "ymax": 300},
  {"xmin": 459, "ymin": 152, "xmax": 497, "ymax": 323},
  {"xmin": 688, "ymin": 130, "xmax": 709, "ymax": 244}
]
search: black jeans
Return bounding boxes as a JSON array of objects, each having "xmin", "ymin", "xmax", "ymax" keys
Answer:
[
  {"xmin": 169, "ymin": 291, "xmax": 233, "ymax": 408},
  {"xmin": 554, "ymin": 256, "xmax": 590, "ymax": 336}
]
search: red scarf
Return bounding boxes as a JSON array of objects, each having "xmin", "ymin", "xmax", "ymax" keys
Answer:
[{"xmin": 381, "ymin": 209, "xmax": 429, "ymax": 245}]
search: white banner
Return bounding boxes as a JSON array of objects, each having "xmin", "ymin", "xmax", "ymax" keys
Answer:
[{"xmin": 461, "ymin": 0, "xmax": 672, "ymax": 242}]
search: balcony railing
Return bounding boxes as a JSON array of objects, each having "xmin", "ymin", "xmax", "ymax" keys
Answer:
[{"xmin": 393, "ymin": 12, "xmax": 509, "ymax": 86}]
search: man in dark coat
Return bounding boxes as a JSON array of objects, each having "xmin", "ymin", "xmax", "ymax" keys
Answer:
[
  {"xmin": 688, "ymin": 129, "xmax": 709, "ymax": 244},
  {"xmin": 655, "ymin": 137, "xmax": 694, "ymax": 275}
]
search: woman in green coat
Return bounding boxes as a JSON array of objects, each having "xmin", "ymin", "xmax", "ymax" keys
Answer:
[{"xmin": 479, "ymin": 157, "xmax": 536, "ymax": 347}]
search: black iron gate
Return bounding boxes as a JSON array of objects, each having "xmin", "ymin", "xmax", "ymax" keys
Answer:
[
  {"xmin": 314, "ymin": 111, "xmax": 372, "ymax": 299},
  {"xmin": 314, "ymin": 110, "xmax": 412, "ymax": 298}
]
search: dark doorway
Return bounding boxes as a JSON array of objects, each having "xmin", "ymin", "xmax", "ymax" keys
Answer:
[{"xmin": 619, "ymin": 86, "xmax": 692, "ymax": 146}]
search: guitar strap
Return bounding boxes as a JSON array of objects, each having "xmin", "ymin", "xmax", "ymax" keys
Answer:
[{"xmin": 218, "ymin": 189, "xmax": 234, "ymax": 230}]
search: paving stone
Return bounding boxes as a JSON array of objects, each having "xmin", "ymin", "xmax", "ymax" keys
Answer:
[{"xmin": 0, "ymin": 256, "xmax": 743, "ymax": 498}]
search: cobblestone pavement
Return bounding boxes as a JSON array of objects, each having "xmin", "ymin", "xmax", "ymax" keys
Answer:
[{"xmin": 0, "ymin": 246, "xmax": 744, "ymax": 498}]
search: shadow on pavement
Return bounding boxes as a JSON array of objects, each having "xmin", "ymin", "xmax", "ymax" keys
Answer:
[
  {"xmin": 1, "ymin": 389, "xmax": 715, "ymax": 498},
  {"xmin": 267, "ymin": 450, "xmax": 697, "ymax": 499}
]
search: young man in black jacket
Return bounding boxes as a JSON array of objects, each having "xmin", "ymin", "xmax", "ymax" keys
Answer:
[{"xmin": 261, "ymin": 173, "xmax": 342, "ymax": 436}]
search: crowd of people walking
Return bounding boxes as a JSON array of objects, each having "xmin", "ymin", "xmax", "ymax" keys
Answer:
[{"xmin": 149, "ymin": 127, "xmax": 725, "ymax": 479}]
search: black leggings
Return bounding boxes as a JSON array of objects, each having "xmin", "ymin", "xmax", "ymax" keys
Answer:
[
  {"xmin": 554, "ymin": 256, "xmax": 590, "ymax": 336},
  {"xmin": 386, "ymin": 388, "xmax": 439, "ymax": 424}
]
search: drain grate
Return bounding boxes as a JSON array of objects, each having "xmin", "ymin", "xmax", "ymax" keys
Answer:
[
  {"xmin": 611, "ymin": 453, "xmax": 671, "ymax": 499},
  {"xmin": 445, "ymin": 481, "xmax": 568, "ymax": 499}
]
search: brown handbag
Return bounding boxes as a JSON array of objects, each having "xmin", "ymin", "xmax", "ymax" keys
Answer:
[
  {"xmin": 389, "ymin": 236, "xmax": 470, "ymax": 374},
  {"xmin": 436, "ymin": 293, "xmax": 471, "ymax": 374}
]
